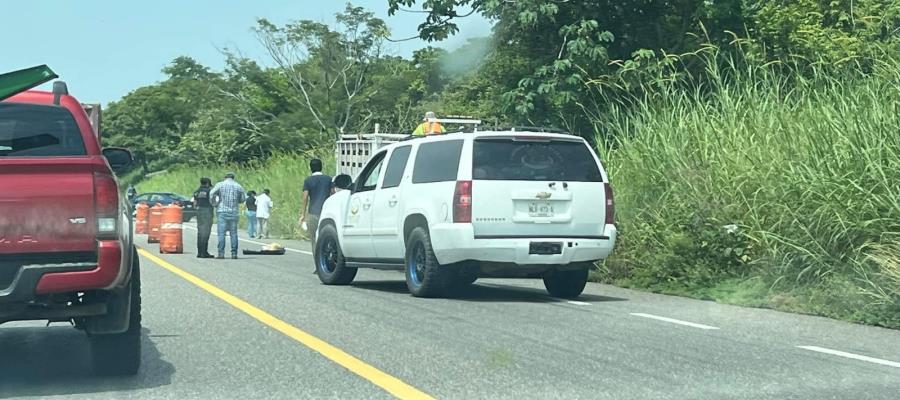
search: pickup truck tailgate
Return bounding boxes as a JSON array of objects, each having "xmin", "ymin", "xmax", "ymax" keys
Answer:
[{"xmin": 0, "ymin": 159, "xmax": 97, "ymax": 254}]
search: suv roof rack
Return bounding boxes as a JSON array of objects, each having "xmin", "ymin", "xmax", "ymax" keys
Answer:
[{"xmin": 458, "ymin": 125, "xmax": 572, "ymax": 135}]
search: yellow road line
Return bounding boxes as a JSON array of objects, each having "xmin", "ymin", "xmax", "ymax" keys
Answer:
[{"xmin": 137, "ymin": 248, "xmax": 435, "ymax": 400}]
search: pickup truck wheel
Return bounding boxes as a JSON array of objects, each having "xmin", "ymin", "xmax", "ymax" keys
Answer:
[
  {"xmin": 91, "ymin": 249, "xmax": 142, "ymax": 376},
  {"xmin": 543, "ymin": 267, "xmax": 589, "ymax": 299},
  {"xmin": 315, "ymin": 224, "xmax": 357, "ymax": 285},
  {"xmin": 405, "ymin": 227, "xmax": 449, "ymax": 297}
]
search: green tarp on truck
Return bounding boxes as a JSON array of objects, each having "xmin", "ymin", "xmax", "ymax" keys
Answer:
[{"xmin": 0, "ymin": 65, "xmax": 58, "ymax": 101}]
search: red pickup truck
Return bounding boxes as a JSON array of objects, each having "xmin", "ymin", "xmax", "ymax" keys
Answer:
[{"xmin": 0, "ymin": 77, "xmax": 141, "ymax": 375}]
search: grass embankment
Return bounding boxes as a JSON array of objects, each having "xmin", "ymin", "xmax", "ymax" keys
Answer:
[
  {"xmin": 600, "ymin": 55, "xmax": 900, "ymax": 328},
  {"xmin": 137, "ymin": 152, "xmax": 331, "ymax": 241}
]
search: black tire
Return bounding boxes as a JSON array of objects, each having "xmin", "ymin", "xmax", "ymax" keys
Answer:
[
  {"xmin": 315, "ymin": 224, "xmax": 357, "ymax": 285},
  {"xmin": 91, "ymin": 249, "xmax": 142, "ymax": 376},
  {"xmin": 543, "ymin": 267, "xmax": 589, "ymax": 299},
  {"xmin": 405, "ymin": 227, "xmax": 450, "ymax": 297}
]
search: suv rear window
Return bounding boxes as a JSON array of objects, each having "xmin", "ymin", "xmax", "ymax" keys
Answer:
[
  {"xmin": 413, "ymin": 140, "xmax": 463, "ymax": 183},
  {"xmin": 0, "ymin": 103, "xmax": 86, "ymax": 157},
  {"xmin": 473, "ymin": 138, "xmax": 603, "ymax": 182}
]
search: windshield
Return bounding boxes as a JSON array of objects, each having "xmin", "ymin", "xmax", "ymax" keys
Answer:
[
  {"xmin": 473, "ymin": 138, "xmax": 602, "ymax": 182},
  {"xmin": 0, "ymin": 103, "xmax": 85, "ymax": 156}
]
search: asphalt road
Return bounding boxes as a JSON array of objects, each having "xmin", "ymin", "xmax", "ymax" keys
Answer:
[{"xmin": 1, "ymin": 224, "xmax": 899, "ymax": 399}]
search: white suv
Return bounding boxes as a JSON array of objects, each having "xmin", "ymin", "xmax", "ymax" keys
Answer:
[{"xmin": 315, "ymin": 130, "xmax": 617, "ymax": 298}]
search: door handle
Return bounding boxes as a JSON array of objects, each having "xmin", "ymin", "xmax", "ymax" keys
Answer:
[
  {"xmin": 388, "ymin": 197, "xmax": 398, "ymax": 206},
  {"xmin": 363, "ymin": 200, "xmax": 372, "ymax": 210}
]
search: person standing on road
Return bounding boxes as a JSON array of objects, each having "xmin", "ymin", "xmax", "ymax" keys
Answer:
[
  {"xmin": 255, "ymin": 189, "xmax": 274, "ymax": 239},
  {"xmin": 126, "ymin": 184, "xmax": 137, "ymax": 203},
  {"xmin": 192, "ymin": 177, "xmax": 215, "ymax": 258},
  {"xmin": 301, "ymin": 159, "xmax": 333, "ymax": 257},
  {"xmin": 244, "ymin": 190, "xmax": 258, "ymax": 239},
  {"xmin": 209, "ymin": 172, "xmax": 246, "ymax": 259}
]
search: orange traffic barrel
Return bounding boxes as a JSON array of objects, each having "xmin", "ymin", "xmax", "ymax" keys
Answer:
[
  {"xmin": 159, "ymin": 204, "xmax": 183, "ymax": 254},
  {"xmin": 147, "ymin": 204, "xmax": 164, "ymax": 243},
  {"xmin": 135, "ymin": 203, "xmax": 150, "ymax": 234}
]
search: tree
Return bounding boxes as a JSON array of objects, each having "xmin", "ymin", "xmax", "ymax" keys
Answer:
[
  {"xmin": 254, "ymin": 3, "xmax": 390, "ymax": 139},
  {"xmin": 104, "ymin": 58, "xmax": 223, "ymax": 170},
  {"xmin": 389, "ymin": 1, "xmax": 749, "ymax": 134}
]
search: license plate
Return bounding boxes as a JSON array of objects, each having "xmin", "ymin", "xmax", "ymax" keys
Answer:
[
  {"xmin": 528, "ymin": 202, "xmax": 554, "ymax": 217},
  {"xmin": 530, "ymin": 242, "xmax": 562, "ymax": 255}
]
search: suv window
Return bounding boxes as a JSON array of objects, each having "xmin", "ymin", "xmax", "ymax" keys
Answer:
[
  {"xmin": 412, "ymin": 140, "xmax": 463, "ymax": 184},
  {"xmin": 0, "ymin": 103, "xmax": 86, "ymax": 157},
  {"xmin": 355, "ymin": 151, "xmax": 386, "ymax": 193},
  {"xmin": 381, "ymin": 145, "xmax": 412, "ymax": 189},
  {"xmin": 473, "ymin": 138, "xmax": 603, "ymax": 182}
]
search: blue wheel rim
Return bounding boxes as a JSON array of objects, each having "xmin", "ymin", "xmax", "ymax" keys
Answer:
[
  {"xmin": 318, "ymin": 238, "xmax": 338, "ymax": 273},
  {"xmin": 408, "ymin": 243, "xmax": 426, "ymax": 286}
]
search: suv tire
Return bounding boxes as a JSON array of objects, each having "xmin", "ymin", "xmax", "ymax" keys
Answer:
[
  {"xmin": 90, "ymin": 249, "xmax": 142, "ymax": 376},
  {"xmin": 405, "ymin": 227, "xmax": 449, "ymax": 297},
  {"xmin": 543, "ymin": 267, "xmax": 589, "ymax": 299},
  {"xmin": 315, "ymin": 224, "xmax": 357, "ymax": 285}
]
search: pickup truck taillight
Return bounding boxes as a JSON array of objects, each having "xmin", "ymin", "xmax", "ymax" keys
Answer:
[
  {"xmin": 604, "ymin": 182, "xmax": 615, "ymax": 225},
  {"xmin": 94, "ymin": 172, "xmax": 119, "ymax": 238},
  {"xmin": 453, "ymin": 180, "xmax": 472, "ymax": 223}
]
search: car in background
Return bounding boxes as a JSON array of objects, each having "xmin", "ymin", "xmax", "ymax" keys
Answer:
[{"xmin": 131, "ymin": 192, "xmax": 196, "ymax": 222}]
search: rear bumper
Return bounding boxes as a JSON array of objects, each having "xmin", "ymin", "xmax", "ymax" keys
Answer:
[
  {"xmin": 430, "ymin": 223, "xmax": 617, "ymax": 265},
  {"xmin": 0, "ymin": 240, "xmax": 123, "ymax": 304}
]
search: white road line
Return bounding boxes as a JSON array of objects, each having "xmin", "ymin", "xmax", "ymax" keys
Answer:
[
  {"xmin": 566, "ymin": 301, "xmax": 592, "ymax": 306},
  {"xmin": 181, "ymin": 224, "xmax": 313, "ymax": 255},
  {"xmin": 797, "ymin": 346, "xmax": 900, "ymax": 369},
  {"xmin": 629, "ymin": 313, "xmax": 720, "ymax": 330}
]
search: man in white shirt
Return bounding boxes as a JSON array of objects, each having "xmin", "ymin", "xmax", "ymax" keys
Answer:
[{"xmin": 255, "ymin": 188, "xmax": 274, "ymax": 239}]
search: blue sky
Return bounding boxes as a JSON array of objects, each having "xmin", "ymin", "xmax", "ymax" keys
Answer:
[{"xmin": 2, "ymin": 0, "xmax": 491, "ymax": 105}]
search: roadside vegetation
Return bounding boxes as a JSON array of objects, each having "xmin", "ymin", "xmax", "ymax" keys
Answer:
[
  {"xmin": 598, "ymin": 46, "xmax": 900, "ymax": 329},
  {"xmin": 114, "ymin": 1, "xmax": 900, "ymax": 328}
]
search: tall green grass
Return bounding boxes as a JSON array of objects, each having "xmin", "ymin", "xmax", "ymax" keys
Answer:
[
  {"xmin": 137, "ymin": 151, "xmax": 332, "ymax": 241},
  {"xmin": 598, "ymin": 49, "xmax": 900, "ymax": 328}
]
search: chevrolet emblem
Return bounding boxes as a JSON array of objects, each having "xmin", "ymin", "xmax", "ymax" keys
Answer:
[{"xmin": 535, "ymin": 192, "xmax": 552, "ymax": 200}]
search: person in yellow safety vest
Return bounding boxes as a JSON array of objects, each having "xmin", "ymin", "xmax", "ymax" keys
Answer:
[{"xmin": 413, "ymin": 111, "xmax": 445, "ymax": 136}]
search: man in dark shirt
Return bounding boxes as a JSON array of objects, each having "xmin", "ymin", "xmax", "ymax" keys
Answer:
[
  {"xmin": 192, "ymin": 177, "xmax": 215, "ymax": 258},
  {"xmin": 244, "ymin": 190, "xmax": 257, "ymax": 239},
  {"xmin": 300, "ymin": 158, "xmax": 333, "ymax": 255}
]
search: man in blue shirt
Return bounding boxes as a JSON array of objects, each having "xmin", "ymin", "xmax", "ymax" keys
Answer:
[
  {"xmin": 300, "ymin": 159, "xmax": 333, "ymax": 256},
  {"xmin": 210, "ymin": 172, "xmax": 246, "ymax": 259}
]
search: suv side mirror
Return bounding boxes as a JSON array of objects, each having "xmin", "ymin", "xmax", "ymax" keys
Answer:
[
  {"xmin": 334, "ymin": 174, "xmax": 353, "ymax": 190},
  {"xmin": 102, "ymin": 147, "xmax": 134, "ymax": 173}
]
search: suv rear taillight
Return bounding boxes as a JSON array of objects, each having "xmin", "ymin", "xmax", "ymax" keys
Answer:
[
  {"xmin": 94, "ymin": 172, "xmax": 119, "ymax": 237},
  {"xmin": 604, "ymin": 183, "xmax": 615, "ymax": 225},
  {"xmin": 453, "ymin": 180, "xmax": 472, "ymax": 223}
]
